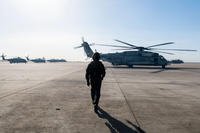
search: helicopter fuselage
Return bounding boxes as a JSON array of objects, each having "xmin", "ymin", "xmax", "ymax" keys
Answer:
[
  {"xmin": 101, "ymin": 51, "xmax": 168, "ymax": 68},
  {"xmin": 7, "ymin": 57, "xmax": 27, "ymax": 64}
]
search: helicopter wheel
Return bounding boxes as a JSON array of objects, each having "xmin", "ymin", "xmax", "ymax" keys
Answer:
[
  {"xmin": 128, "ymin": 65, "xmax": 133, "ymax": 68},
  {"xmin": 112, "ymin": 63, "xmax": 116, "ymax": 66}
]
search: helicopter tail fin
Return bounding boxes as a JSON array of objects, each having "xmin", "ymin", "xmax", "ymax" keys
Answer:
[
  {"xmin": 74, "ymin": 38, "xmax": 94, "ymax": 58},
  {"xmin": 82, "ymin": 42, "xmax": 94, "ymax": 58},
  {"xmin": 1, "ymin": 54, "xmax": 6, "ymax": 60},
  {"xmin": 25, "ymin": 56, "xmax": 30, "ymax": 61}
]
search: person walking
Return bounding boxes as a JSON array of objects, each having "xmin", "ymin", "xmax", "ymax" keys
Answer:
[{"xmin": 86, "ymin": 52, "xmax": 106, "ymax": 112}]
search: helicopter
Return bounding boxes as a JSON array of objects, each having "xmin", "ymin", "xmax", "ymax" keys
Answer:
[
  {"xmin": 47, "ymin": 59, "xmax": 67, "ymax": 63},
  {"xmin": 75, "ymin": 38, "xmax": 197, "ymax": 68},
  {"xmin": 26, "ymin": 56, "xmax": 46, "ymax": 63},
  {"xmin": 26, "ymin": 56, "xmax": 67, "ymax": 63},
  {"xmin": 1, "ymin": 54, "xmax": 27, "ymax": 63}
]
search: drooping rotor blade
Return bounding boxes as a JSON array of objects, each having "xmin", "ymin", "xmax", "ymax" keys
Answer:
[
  {"xmin": 114, "ymin": 39, "xmax": 138, "ymax": 48},
  {"xmin": 112, "ymin": 48, "xmax": 135, "ymax": 50},
  {"xmin": 151, "ymin": 48, "xmax": 197, "ymax": 51},
  {"xmin": 151, "ymin": 50, "xmax": 174, "ymax": 55},
  {"xmin": 90, "ymin": 43, "xmax": 96, "ymax": 46},
  {"xmin": 94, "ymin": 43, "xmax": 131, "ymax": 48},
  {"xmin": 74, "ymin": 46, "xmax": 83, "ymax": 49},
  {"xmin": 147, "ymin": 42, "xmax": 174, "ymax": 48}
]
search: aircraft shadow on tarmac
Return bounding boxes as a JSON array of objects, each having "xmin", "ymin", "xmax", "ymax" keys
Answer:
[
  {"xmin": 105, "ymin": 66, "xmax": 200, "ymax": 74},
  {"xmin": 106, "ymin": 66, "xmax": 198, "ymax": 69},
  {"xmin": 96, "ymin": 107, "xmax": 145, "ymax": 133},
  {"xmin": 106, "ymin": 66, "xmax": 164, "ymax": 69},
  {"xmin": 151, "ymin": 67, "xmax": 200, "ymax": 73}
]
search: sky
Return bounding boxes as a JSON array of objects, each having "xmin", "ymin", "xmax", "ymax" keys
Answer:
[{"xmin": 0, "ymin": 0, "xmax": 200, "ymax": 62}]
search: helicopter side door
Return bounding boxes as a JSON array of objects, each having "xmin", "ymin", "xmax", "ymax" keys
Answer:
[{"xmin": 153, "ymin": 53, "xmax": 159, "ymax": 65}]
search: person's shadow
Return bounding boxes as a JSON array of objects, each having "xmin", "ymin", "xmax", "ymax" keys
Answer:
[{"xmin": 96, "ymin": 107, "xmax": 146, "ymax": 133}]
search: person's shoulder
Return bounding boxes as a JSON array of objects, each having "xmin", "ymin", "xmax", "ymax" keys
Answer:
[
  {"xmin": 86, "ymin": 62, "xmax": 93, "ymax": 71},
  {"xmin": 88, "ymin": 61, "xmax": 95, "ymax": 66},
  {"xmin": 88, "ymin": 60, "xmax": 94, "ymax": 64},
  {"xmin": 99, "ymin": 61, "xmax": 104, "ymax": 65},
  {"xmin": 98, "ymin": 61, "xmax": 105, "ymax": 67}
]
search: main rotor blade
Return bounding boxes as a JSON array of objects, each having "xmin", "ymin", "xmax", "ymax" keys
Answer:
[
  {"xmin": 151, "ymin": 48, "xmax": 197, "ymax": 51},
  {"xmin": 147, "ymin": 42, "xmax": 174, "ymax": 48},
  {"xmin": 94, "ymin": 43, "xmax": 131, "ymax": 48},
  {"xmin": 90, "ymin": 43, "xmax": 96, "ymax": 46},
  {"xmin": 151, "ymin": 50, "xmax": 174, "ymax": 55},
  {"xmin": 114, "ymin": 39, "xmax": 138, "ymax": 48},
  {"xmin": 74, "ymin": 46, "xmax": 83, "ymax": 49},
  {"xmin": 112, "ymin": 48, "xmax": 135, "ymax": 50}
]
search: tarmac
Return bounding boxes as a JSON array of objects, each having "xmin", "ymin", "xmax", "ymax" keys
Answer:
[{"xmin": 0, "ymin": 62, "xmax": 200, "ymax": 133}]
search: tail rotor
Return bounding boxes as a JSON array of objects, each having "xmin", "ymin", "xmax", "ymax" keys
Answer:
[
  {"xmin": 74, "ymin": 37, "xmax": 94, "ymax": 58},
  {"xmin": 74, "ymin": 37, "xmax": 94, "ymax": 49},
  {"xmin": 1, "ymin": 53, "xmax": 6, "ymax": 60}
]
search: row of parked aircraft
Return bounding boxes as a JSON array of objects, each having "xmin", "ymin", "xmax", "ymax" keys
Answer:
[{"xmin": 0, "ymin": 54, "xmax": 67, "ymax": 64}]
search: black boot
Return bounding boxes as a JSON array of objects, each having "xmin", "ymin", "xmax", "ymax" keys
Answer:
[{"xmin": 94, "ymin": 104, "xmax": 98, "ymax": 113}]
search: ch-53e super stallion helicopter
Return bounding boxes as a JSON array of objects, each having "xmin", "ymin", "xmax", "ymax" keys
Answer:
[{"xmin": 75, "ymin": 38, "xmax": 197, "ymax": 68}]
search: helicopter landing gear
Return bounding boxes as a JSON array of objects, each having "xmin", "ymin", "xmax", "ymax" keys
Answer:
[
  {"xmin": 128, "ymin": 64, "xmax": 133, "ymax": 68},
  {"xmin": 112, "ymin": 63, "xmax": 117, "ymax": 66},
  {"xmin": 162, "ymin": 65, "xmax": 166, "ymax": 69}
]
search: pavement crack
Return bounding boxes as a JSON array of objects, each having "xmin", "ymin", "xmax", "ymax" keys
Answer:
[{"xmin": 110, "ymin": 69, "xmax": 146, "ymax": 133}]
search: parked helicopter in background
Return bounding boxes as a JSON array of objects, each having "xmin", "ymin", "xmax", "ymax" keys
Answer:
[
  {"xmin": 1, "ymin": 54, "xmax": 27, "ymax": 63},
  {"xmin": 1, "ymin": 54, "xmax": 67, "ymax": 64},
  {"xmin": 26, "ymin": 56, "xmax": 46, "ymax": 63},
  {"xmin": 47, "ymin": 59, "xmax": 67, "ymax": 63},
  {"xmin": 26, "ymin": 56, "xmax": 67, "ymax": 63},
  {"xmin": 169, "ymin": 59, "xmax": 184, "ymax": 64},
  {"xmin": 74, "ymin": 38, "xmax": 197, "ymax": 68}
]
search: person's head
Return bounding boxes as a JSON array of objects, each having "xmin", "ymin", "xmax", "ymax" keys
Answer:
[{"xmin": 92, "ymin": 52, "xmax": 100, "ymax": 61}]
